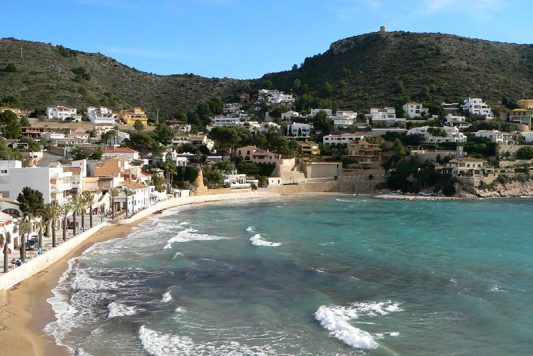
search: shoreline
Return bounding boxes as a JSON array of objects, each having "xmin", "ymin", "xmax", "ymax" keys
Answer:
[
  {"xmin": 1, "ymin": 189, "xmax": 532, "ymax": 355},
  {"xmin": 0, "ymin": 190, "xmax": 281, "ymax": 356}
]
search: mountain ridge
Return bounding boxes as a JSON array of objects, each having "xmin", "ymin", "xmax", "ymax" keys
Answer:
[{"xmin": 1, "ymin": 31, "xmax": 532, "ymax": 118}]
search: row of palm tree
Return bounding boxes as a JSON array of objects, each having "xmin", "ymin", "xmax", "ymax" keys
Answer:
[
  {"xmin": 2, "ymin": 192, "xmax": 100, "ymax": 273},
  {"xmin": 3, "ymin": 186, "xmax": 142, "ymax": 273}
]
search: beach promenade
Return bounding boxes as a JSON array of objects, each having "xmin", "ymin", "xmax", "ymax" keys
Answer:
[{"xmin": 0, "ymin": 189, "xmax": 279, "ymax": 355}]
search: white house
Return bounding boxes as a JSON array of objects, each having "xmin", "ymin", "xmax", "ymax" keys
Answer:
[
  {"xmin": 103, "ymin": 147, "xmax": 140, "ymax": 160},
  {"xmin": 403, "ymin": 102, "xmax": 429, "ymax": 119},
  {"xmin": 281, "ymin": 110, "xmax": 300, "ymax": 121},
  {"xmin": 310, "ymin": 108, "xmax": 333, "ymax": 117},
  {"xmin": 210, "ymin": 116, "xmax": 243, "ymax": 127},
  {"xmin": 323, "ymin": 133, "xmax": 366, "ymax": 145},
  {"xmin": 46, "ymin": 105, "xmax": 81, "ymax": 121},
  {"xmin": 474, "ymin": 130, "xmax": 514, "ymax": 144},
  {"xmin": 86, "ymin": 106, "xmax": 116, "ymax": 125},
  {"xmin": 223, "ymin": 103, "xmax": 242, "ymax": 115},
  {"xmin": 0, "ymin": 212, "xmax": 20, "ymax": 255},
  {"xmin": 287, "ymin": 123, "xmax": 312, "ymax": 137},
  {"xmin": 0, "ymin": 161, "xmax": 78, "ymax": 205},
  {"xmin": 162, "ymin": 150, "xmax": 190, "ymax": 167},
  {"xmin": 332, "ymin": 116, "xmax": 355, "ymax": 129},
  {"xmin": 107, "ymin": 131, "xmax": 130, "ymax": 146},
  {"xmin": 117, "ymin": 181, "xmax": 152, "ymax": 214},
  {"xmin": 462, "ymin": 98, "xmax": 493, "ymax": 119},
  {"xmin": 223, "ymin": 172, "xmax": 251, "ymax": 189},
  {"xmin": 407, "ymin": 126, "xmax": 467, "ymax": 144},
  {"xmin": 445, "ymin": 114, "xmax": 471, "ymax": 129},
  {"xmin": 367, "ymin": 107, "xmax": 406, "ymax": 127},
  {"xmin": 257, "ymin": 90, "xmax": 294, "ymax": 106}
]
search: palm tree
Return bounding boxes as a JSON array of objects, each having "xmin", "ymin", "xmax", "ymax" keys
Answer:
[
  {"xmin": 41, "ymin": 201, "xmax": 61, "ymax": 248},
  {"xmin": 123, "ymin": 188, "xmax": 131, "ymax": 218},
  {"xmin": 85, "ymin": 193, "xmax": 95, "ymax": 228},
  {"xmin": 35, "ymin": 220, "xmax": 44, "ymax": 252},
  {"xmin": 110, "ymin": 188, "xmax": 119, "ymax": 220},
  {"xmin": 1, "ymin": 233, "xmax": 11, "ymax": 273},
  {"xmin": 18, "ymin": 218, "xmax": 31, "ymax": 262},
  {"xmin": 60, "ymin": 201, "xmax": 72, "ymax": 242},
  {"xmin": 71, "ymin": 194, "xmax": 84, "ymax": 236}
]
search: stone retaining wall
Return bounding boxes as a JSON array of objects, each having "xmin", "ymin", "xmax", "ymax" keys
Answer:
[{"xmin": 0, "ymin": 222, "xmax": 109, "ymax": 290}]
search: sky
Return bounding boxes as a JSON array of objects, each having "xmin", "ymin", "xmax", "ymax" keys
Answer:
[{"xmin": 1, "ymin": 0, "xmax": 532, "ymax": 79}]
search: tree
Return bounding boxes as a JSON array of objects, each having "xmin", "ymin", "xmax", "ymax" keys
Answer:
[
  {"xmin": 60, "ymin": 202, "xmax": 72, "ymax": 242},
  {"xmin": 312, "ymin": 111, "xmax": 334, "ymax": 136},
  {"xmin": 516, "ymin": 146, "xmax": 533, "ymax": 160},
  {"xmin": 1, "ymin": 233, "xmax": 11, "ymax": 272},
  {"xmin": 0, "ymin": 110, "xmax": 22, "ymax": 139},
  {"xmin": 133, "ymin": 120, "xmax": 145, "ymax": 132},
  {"xmin": 3, "ymin": 63, "xmax": 17, "ymax": 73},
  {"xmin": 40, "ymin": 201, "xmax": 61, "ymax": 248},
  {"xmin": 123, "ymin": 188, "xmax": 134, "ymax": 218},
  {"xmin": 18, "ymin": 218, "xmax": 31, "ymax": 262},
  {"xmin": 71, "ymin": 194, "xmax": 84, "ymax": 236},
  {"xmin": 392, "ymin": 138, "xmax": 407, "ymax": 156},
  {"xmin": 151, "ymin": 172, "xmax": 165, "ymax": 192},
  {"xmin": 110, "ymin": 188, "xmax": 119, "ymax": 220},
  {"xmin": 322, "ymin": 82, "xmax": 334, "ymax": 97},
  {"xmin": 160, "ymin": 158, "xmax": 177, "ymax": 192},
  {"xmin": 152, "ymin": 122, "xmax": 175, "ymax": 145},
  {"xmin": 293, "ymin": 79, "xmax": 302, "ymax": 92},
  {"xmin": 85, "ymin": 193, "xmax": 95, "ymax": 228},
  {"xmin": 17, "ymin": 187, "xmax": 44, "ymax": 218}
]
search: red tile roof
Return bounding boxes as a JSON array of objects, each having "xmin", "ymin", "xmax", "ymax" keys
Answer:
[{"xmin": 103, "ymin": 147, "xmax": 138, "ymax": 153}]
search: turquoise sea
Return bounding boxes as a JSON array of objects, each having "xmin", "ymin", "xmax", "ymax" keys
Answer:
[{"xmin": 45, "ymin": 196, "xmax": 533, "ymax": 355}]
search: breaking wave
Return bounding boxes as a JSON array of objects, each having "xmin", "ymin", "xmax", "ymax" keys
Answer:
[
  {"xmin": 164, "ymin": 228, "xmax": 227, "ymax": 249},
  {"xmin": 139, "ymin": 325, "xmax": 275, "ymax": 356},
  {"xmin": 249, "ymin": 234, "xmax": 281, "ymax": 247},
  {"xmin": 161, "ymin": 291, "xmax": 173, "ymax": 303},
  {"xmin": 314, "ymin": 300, "xmax": 402, "ymax": 350},
  {"xmin": 107, "ymin": 302, "xmax": 137, "ymax": 318}
]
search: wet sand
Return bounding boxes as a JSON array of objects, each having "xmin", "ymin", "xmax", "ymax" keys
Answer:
[{"xmin": 0, "ymin": 222, "xmax": 140, "ymax": 356}]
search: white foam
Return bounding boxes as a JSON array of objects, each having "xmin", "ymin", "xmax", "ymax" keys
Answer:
[
  {"xmin": 108, "ymin": 302, "xmax": 137, "ymax": 318},
  {"xmin": 164, "ymin": 228, "xmax": 227, "ymax": 249},
  {"xmin": 314, "ymin": 301, "xmax": 402, "ymax": 350},
  {"xmin": 389, "ymin": 331, "xmax": 400, "ymax": 337},
  {"xmin": 246, "ymin": 226, "xmax": 255, "ymax": 233},
  {"xmin": 161, "ymin": 291, "xmax": 173, "ymax": 303},
  {"xmin": 45, "ymin": 258, "xmax": 79, "ymax": 347},
  {"xmin": 249, "ymin": 234, "xmax": 281, "ymax": 247},
  {"xmin": 336, "ymin": 198, "xmax": 358, "ymax": 203},
  {"xmin": 172, "ymin": 252, "xmax": 183, "ymax": 260},
  {"xmin": 175, "ymin": 306, "xmax": 186, "ymax": 313},
  {"xmin": 139, "ymin": 325, "xmax": 274, "ymax": 356},
  {"xmin": 179, "ymin": 221, "xmax": 190, "ymax": 226}
]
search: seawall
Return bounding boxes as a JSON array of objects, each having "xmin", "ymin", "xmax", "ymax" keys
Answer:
[
  {"xmin": 0, "ymin": 190, "xmax": 277, "ymax": 291},
  {"xmin": 0, "ymin": 222, "xmax": 110, "ymax": 291}
]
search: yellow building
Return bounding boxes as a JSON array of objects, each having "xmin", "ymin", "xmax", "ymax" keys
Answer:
[{"xmin": 119, "ymin": 107, "xmax": 149, "ymax": 125}]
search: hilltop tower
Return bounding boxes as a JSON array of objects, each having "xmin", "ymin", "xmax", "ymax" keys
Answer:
[{"xmin": 379, "ymin": 26, "xmax": 387, "ymax": 33}]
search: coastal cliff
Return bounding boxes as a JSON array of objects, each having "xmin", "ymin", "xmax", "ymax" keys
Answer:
[{"xmin": 475, "ymin": 181, "xmax": 533, "ymax": 198}]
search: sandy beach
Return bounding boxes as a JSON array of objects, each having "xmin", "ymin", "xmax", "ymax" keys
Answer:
[
  {"xmin": 0, "ymin": 191, "xmax": 284, "ymax": 356},
  {"xmin": 0, "ymin": 222, "xmax": 140, "ymax": 356}
]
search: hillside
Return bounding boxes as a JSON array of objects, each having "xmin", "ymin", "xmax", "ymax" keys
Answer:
[
  {"xmin": 262, "ymin": 31, "xmax": 533, "ymax": 110},
  {"xmin": 0, "ymin": 38, "xmax": 250, "ymax": 119},
  {"xmin": 1, "ymin": 32, "xmax": 533, "ymax": 118}
]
